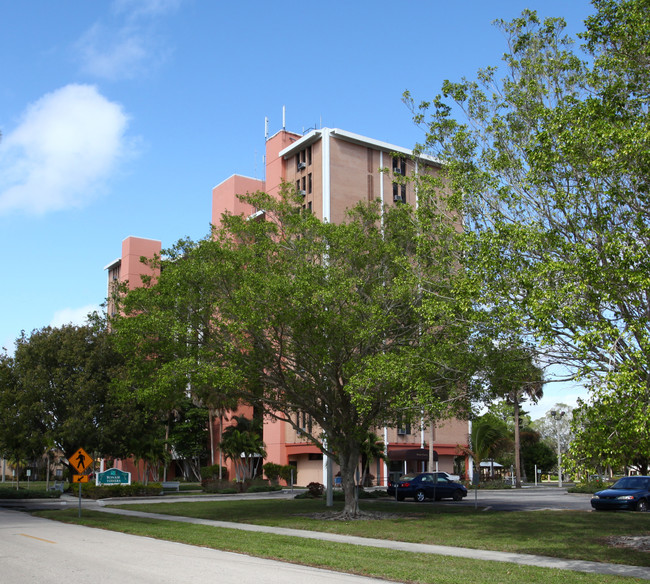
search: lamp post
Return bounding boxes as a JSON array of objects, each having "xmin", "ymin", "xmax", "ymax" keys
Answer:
[{"xmin": 550, "ymin": 410, "xmax": 565, "ymax": 487}]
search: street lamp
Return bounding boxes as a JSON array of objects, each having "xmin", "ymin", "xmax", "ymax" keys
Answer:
[{"xmin": 550, "ymin": 410, "xmax": 565, "ymax": 487}]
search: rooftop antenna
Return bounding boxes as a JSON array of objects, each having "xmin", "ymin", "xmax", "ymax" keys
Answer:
[
  {"xmin": 264, "ymin": 117, "xmax": 269, "ymax": 140},
  {"xmin": 282, "ymin": 105, "xmax": 286, "ymax": 130}
]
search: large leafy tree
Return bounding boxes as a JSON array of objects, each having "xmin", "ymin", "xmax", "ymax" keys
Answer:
[
  {"xmin": 112, "ymin": 189, "xmax": 483, "ymax": 517},
  {"xmin": 0, "ymin": 323, "xmax": 143, "ymax": 478},
  {"xmin": 0, "ymin": 352, "xmax": 45, "ymax": 484},
  {"xmin": 569, "ymin": 382, "xmax": 650, "ymax": 474},
  {"xmin": 407, "ymin": 1, "xmax": 650, "ymax": 466},
  {"xmin": 110, "ymin": 235, "xmax": 244, "ymax": 481}
]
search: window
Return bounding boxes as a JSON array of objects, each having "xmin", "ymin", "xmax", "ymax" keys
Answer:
[
  {"xmin": 308, "ymin": 173, "xmax": 312, "ymax": 194},
  {"xmin": 297, "ymin": 148, "xmax": 308, "ymax": 170},
  {"xmin": 393, "ymin": 156, "xmax": 406, "ymax": 175},
  {"xmin": 393, "ymin": 182, "xmax": 406, "ymax": 204},
  {"xmin": 397, "ymin": 420, "xmax": 411, "ymax": 435},
  {"xmin": 296, "ymin": 411, "xmax": 313, "ymax": 433}
]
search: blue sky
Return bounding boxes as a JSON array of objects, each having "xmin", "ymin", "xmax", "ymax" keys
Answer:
[{"xmin": 1, "ymin": 0, "xmax": 593, "ymax": 418}]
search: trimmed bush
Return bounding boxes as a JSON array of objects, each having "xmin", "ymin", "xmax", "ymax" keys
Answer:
[
  {"xmin": 200, "ymin": 464, "xmax": 228, "ymax": 481},
  {"xmin": 0, "ymin": 487, "xmax": 62, "ymax": 499},
  {"xmin": 80, "ymin": 482, "xmax": 162, "ymax": 499},
  {"xmin": 201, "ymin": 478, "xmax": 235, "ymax": 493},
  {"xmin": 568, "ymin": 479, "xmax": 611, "ymax": 494}
]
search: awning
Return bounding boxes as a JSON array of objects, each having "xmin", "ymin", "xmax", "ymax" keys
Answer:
[{"xmin": 388, "ymin": 448, "xmax": 438, "ymax": 462}]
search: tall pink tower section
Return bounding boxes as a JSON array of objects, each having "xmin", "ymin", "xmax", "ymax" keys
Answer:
[{"xmin": 211, "ymin": 124, "xmax": 301, "ymax": 228}]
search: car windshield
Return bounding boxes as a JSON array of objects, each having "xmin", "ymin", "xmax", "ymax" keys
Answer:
[{"xmin": 612, "ymin": 477, "xmax": 650, "ymax": 490}]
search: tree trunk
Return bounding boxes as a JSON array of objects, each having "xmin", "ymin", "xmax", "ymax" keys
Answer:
[
  {"xmin": 338, "ymin": 443, "xmax": 361, "ymax": 518},
  {"xmin": 513, "ymin": 397, "xmax": 522, "ymax": 488},
  {"xmin": 208, "ymin": 408, "xmax": 215, "ymax": 466},
  {"xmin": 218, "ymin": 412, "xmax": 224, "ymax": 480}
]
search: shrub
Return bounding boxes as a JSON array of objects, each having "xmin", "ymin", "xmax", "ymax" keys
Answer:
[
  {"xmin": 201, "ymin": 478, "xmax": 235, "ymax": 493},
  {"xmin": 80, "ymin": 482, "xmax": 161, "ymax": 499},
  {"xmin": 264, "ymin": 463, "xmax": 295, "ymax": 485},
  {"xmin": 0, "ymin": 487, "xmax": 62, "ymax": 499},
  {"xmin": 263, "ymin": 462, "xmax": 282, "ymax": 483},
  {"xmin": 278, "ymin": 464, "xmax": 295, "ymax": 484},
  {"xmin": 307, "ymin": 482, "xmax": 324, "ymax": 498},
  {"xmin": 568, "ymin": 479, "xmax": 610, "ymax": 494},
  {"xmin": 465, "ymin": 480, "xmax": 512, "ymax": 490},
  {"xmin": 200, "ymin": 464, "xmax": 228, "ymax": 481}
]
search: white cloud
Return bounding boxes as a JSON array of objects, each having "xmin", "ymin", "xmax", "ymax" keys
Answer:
[
  {"xmin": 0, "ymin": 84, "xmax": 130, "ymax": 215},
  {"xmin": 112, "ymin": 0, "xmax": 183, "ymax": 19},
  {"xmin": 75, "ymin": 0, "xmax": 181, "ymax": 80},
  {"xmin": 76, "ymin": 24, "xmax": 150, "ymax": 81},
  {"xmin": 50, "ymin": 305, "xmax": 102, "ymax": 329}
]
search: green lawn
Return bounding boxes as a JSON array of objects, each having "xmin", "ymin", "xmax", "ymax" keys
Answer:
[
  {"xmin": 104, "ymin": 498, "xmax": 650, "ymax": 566},
  {"xmin": 33, "ymin": 497, "xmax": 650, "ymax": 584},
  {"xmin": 31, "ymin": 508, "xmax": 639, "ymax": 584}
]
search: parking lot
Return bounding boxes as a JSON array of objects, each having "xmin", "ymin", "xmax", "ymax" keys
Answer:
[{"xmin": 386, "ymin": 485, "xmax": 593, "ymax": 512}]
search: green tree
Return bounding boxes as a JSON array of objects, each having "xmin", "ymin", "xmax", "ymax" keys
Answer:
[
  {"xmin": 462, "ymin": 415, "xmax": 509, "ymax": 484},
  {"xmin": 521, "ymin": 434, "xmax": 556, "ymax": 479},
  {"xmin": 407, "ymin": 1, "xmax": 650, "ymax": 470},
  {"xmin": 1, "ymin": 323, "xmax": 141, "ymax": 479},
  {"xmin": 486, "ymin": 343, "xmax": 544, "ymax": 487},
  {"xmin": 568, "ymin": 382, "xmax": 650, "ymax": 475},
  {"xmin": 220, "ymin": 416, "xmax": 266, "ymax": 482},
  {"xmin": 359, "ymin": 432, "xmax": 386, "ymax": 487},
  {"xmin": 0, "ymin": 352, "xmax": 45, "ymax": 487},
  {"xmin": 110, "ymin": 234, "xmax": 243, "ymax": 482},
  {"xmin": 168, "ymin": 397, "xmax": 210, "ymax": 481},
  {"xmin": 112, "ymin": 187, "xmax": 483, "ymax": 517}
]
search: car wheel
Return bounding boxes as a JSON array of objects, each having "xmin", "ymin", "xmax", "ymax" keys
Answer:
[
  {"xmin": 636, "ymin": 499, "xmax": 648, "ymax": 512},
  {"xmin": 415, "ymin": 490, "xmax": 426, "ymax": 502},
  {"xmin": 452, "ymin": 489, "xmax": 464, "ymax": 501}
]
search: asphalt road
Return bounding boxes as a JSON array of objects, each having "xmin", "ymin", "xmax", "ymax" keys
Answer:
[
  {"xmin": 0, "ymin": 485, "xmax": 594, "ymax": 513},
  {"xmin": 0, "ymin": 507, "xmax": 389, "ymax": 584},
  {"xmin": 437, "ymin": 485, "xmax": 594, "ymax": 511}
]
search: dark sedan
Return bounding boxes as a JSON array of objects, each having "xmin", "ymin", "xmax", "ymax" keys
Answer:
[
  {"xmin": 387, "ymin": 472, "xmax": 467, "ymax": 502},
  {"xmin": 591, "ymin": 476, "xmax": 650, "ymax": 512}
]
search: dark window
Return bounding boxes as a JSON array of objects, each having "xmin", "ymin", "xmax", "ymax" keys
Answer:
[{"xmin": 393, "ymin": 182, "xmax": 406, "ymax": 204}]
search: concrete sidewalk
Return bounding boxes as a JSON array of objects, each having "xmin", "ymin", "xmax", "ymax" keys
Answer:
[{"xmin": 95, "ymin": 505, "xmax": 650, "ymax": 580}]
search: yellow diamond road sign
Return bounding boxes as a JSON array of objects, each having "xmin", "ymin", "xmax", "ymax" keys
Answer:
[{"xmin": 69, "ymin": 448, "xmax": 93, "ymax": 473}]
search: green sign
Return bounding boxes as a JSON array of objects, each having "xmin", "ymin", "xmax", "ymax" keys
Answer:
[{"xmin": 96, "ymin": 468, "xmax": 131, "ymax": 485}]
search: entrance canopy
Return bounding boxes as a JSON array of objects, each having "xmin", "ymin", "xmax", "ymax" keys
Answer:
[{"xmin": 389, "ymin": 448, "xmax": 438, "ymax": 462}]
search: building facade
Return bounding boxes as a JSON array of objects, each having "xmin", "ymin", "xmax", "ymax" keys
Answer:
[{"xmin": 108, "ymin": 124, "xmax": 470, "ymax": 486}]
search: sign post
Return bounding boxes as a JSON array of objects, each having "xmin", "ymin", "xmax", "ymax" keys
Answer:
[{"xmin": 68, "ymin": 448, "xmax": 93, "ymax": 518}]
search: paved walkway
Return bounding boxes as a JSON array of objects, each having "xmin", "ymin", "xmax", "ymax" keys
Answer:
[{"xmin": 95, "ymin": 504, "xmax": 650, "ymax": 580}]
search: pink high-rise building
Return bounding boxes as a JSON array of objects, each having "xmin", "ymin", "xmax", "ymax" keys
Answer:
[{"xmin": 108, "ymin": 124, "xmax": 470, "ymax": 486}]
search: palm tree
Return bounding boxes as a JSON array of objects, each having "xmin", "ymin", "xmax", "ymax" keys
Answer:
[
  {"xmin": 220, "ymin": 415, "xmax": 266, "ymax": 482},
  {"xmin": 359, "ymin": 432, "xmax": 385, "ymax": 487},
  {"xmin": 489, "ymin": 344, "xmax": 544, "ymax": 488},
  {"xmin": 461, "ymin": 416, "xmax": 508, "ymax": 483},
  {"xmin": 192, "ymin": 385, "xmax": 238, "ymax": 479}
]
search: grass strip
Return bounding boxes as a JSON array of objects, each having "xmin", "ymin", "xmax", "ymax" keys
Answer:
[
  {"xmin": 33, "ymin": 509, "xmax": 638, "ymax": 584},
  {"xmin": 106, "ymin": 498, "xmax": 650, "ymax": 567}
]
